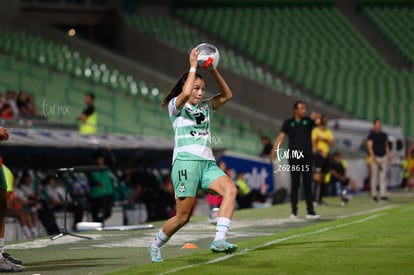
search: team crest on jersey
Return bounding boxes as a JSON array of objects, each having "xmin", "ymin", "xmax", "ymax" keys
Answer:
[
  {"xmin": 185, "ymin": 103, "xmax": 208, "ymax": 114},
  {"xmin": 178, "ymin": 182, "xmax": 186, "ymax": 193}
]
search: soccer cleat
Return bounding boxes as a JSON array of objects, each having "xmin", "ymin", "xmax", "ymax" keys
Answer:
[
  {"xmin": 148, "ymin": 246, "xmax": 163, "ymax": 263},
  {"xmin": 0, "ymin": 257, "xmax": 25, "ymax": 272},
  {"xmin": 210, "ymin": 240, "xmax": 238, "ymax": 253},
  {"xmin": 2, "ymin": 253, "xmax": 23, "ymax": 265},
  {"xmin": 373, "ymin": 196, "xmax": 378, "ymax": 203},
  {"xmin": 305, "ymin": 213, "xmax": 320, "ymax": 220}
]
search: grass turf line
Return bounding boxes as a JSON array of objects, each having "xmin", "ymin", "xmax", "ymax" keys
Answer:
[{"xmin": 111, "ymin": 204, "xmax": 414, "ymax": 275}]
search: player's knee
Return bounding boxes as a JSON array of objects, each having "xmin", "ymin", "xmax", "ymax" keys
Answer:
[
  {"xmin": 176, "ymin": 214, "xmax": 191, "ymax": 226},
  {"xmin": 223, "ymin": 183, "xmax": 237, "ymax": 199}
]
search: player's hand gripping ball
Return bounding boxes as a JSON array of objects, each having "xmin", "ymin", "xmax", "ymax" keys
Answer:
[{"xmin": 196, "ymin": 43, "xmax": 220, "ymax": 70}]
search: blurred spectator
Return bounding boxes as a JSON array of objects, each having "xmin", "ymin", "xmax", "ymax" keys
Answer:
[
  {"xmin": 43, "ymin": 175, "xmax": 84, "ymax": 231},
  {"xmin": 19, "ymin": 171, "xmax": 41, "ymax": 202},
  {"xmin": 400, "ymin": 155, "xmax": 409, "ymax": 189},
  {"xmin": 366, "ymin": 118, "xmax": 391, "ymax": 202},
  {"xmin": 16, "ymin": 91, "xmax": 32, "ymax": 118},
  {"xmin": 7, "ymin": 175, "xmax": 37, "ymax": 238},
  {"xmin": 26, "ymin": 94, "xmax": 40, "ymax": 117},
  {"xmin": 67, "ymin": 173, "xmax": 90, "ymax": 216},
  {"xmin": 235, "ymin": 171, "xmax": 266, "ymax": 209},
  {"xmin": 405, "ymin": 144, "xmax": 414, "ymax": 191},
  {"xmin": 127, "ymin": 169, "xmax": 174, "ymax": 222},
  {"xmin": 329, "ymin": 152, "xmax": 359, "ymax": 206},
  {"xmin": 87, "ymin": 153, "xmax": 113, "ymax": 225},
  {"xmin": 0, "ymin": 93, "xmax": 5, "ymax": 110},
  {"xmin": 259, "ymin": 136, "xmax": 272, "ymax": 158},
  {"xmin": 5, "ymin": 91, "xmax": 18, "ymax": 119},
  {"xmin": 0, "ymin": 104, "xmax": 14, "ymax": 120},
  {"xmin": 14, "ymin": 176, "xmax": 41, "ymax": 237},
  {"xmin": 19, "ymin": 171, "xmax": 60, "ymax": 235},
  {"xmin": 311, "ymin": 115, "xmax": 334, "ymax": 206},
  {"xmin": 78, "ymin": 92, "xmax": 97, "ymax": 134}
]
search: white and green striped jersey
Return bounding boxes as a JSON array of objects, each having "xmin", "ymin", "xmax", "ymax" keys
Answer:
[{"xmin": 168, "ymin": 97, "xmax": 215, "ymax": 163}]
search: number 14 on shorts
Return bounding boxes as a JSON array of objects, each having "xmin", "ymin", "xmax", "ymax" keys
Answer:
[{"xmin": 178, "ymin": 169, "xmax": 188, "ymax": 181}]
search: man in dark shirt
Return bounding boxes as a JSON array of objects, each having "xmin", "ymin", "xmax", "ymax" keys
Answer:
[
  {"xmin": 270, "ymin": 101, "xmax": 320, "ymax": 219},
  {"xmin": 367, "ymin": 118, "xmax": 391, "ymax": 202}
]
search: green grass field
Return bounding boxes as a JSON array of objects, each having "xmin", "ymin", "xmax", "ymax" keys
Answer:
[{"xmin": 6, "ymin": 191, "xmax": 414, "ymax": 275}]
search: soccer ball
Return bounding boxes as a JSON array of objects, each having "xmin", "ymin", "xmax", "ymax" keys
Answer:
[{"xmin": 196, "ymin": 43, "xmax": 220, "ymax": 70}]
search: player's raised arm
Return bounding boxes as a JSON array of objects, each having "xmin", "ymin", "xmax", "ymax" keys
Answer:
[
  {"xmin": 175, "ymin": 48, "xmax": 199, "ymax": 109},
  {"xmin": 211, "ymin": 68, "xmax": 233, "ymax": 110}
]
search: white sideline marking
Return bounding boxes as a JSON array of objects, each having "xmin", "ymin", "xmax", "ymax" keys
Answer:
[
  {"xmin": 401, "ymin": 206, "xmax": 414, "ymax": 212},
  {"xmin": 160, "ymin": 214, "xmax": 385, "ymax": 275},
  {"xmin": 336, "ymin": 204, "xmax": 395, "ymax": 219}
]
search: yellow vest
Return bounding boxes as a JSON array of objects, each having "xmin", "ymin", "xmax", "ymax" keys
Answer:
[
  {"xmin": 312, "ymin": 127, "xmax": 334, "ymax": 154},
  {"xmin": 401, "ymin": 159, "xmax": 409, "ymax": 178},
  {"xmin": 236, "ymin": 179, "xmax": 251, "ymax": 195},
  {"xmin": 79, "ymin": 111, "xmax": 98, "ymax": 134},
  {"xmin": 4, "ymin": 164, "xmax": 14, "ymax": 192},
  {"xmin": 325, "ymin": 160, "xmax": 347, "ymax": 183}
]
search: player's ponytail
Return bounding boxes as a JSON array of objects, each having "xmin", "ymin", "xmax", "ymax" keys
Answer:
[{"xmin": 162, "ymin": 72, "xmax": 203, "ymax": 108}]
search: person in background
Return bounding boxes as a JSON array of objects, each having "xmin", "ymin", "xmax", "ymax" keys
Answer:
[
  {"xmin": 405, "ymin": 144, "xmax": 414, "ymax": 191},
  {"xmin": 0, "ymin": 104, "xmax": 14, "ymax": 120},
  {"xmin": 235, "ymin": 171, "xmax": 267, "ymax": 209},
  {"xmin": 8, "ymin": 175, "xmax": 38, "ymax": 238},
  {"xmin": 87, "ymin": 153, "xmax": 113, "ymax": 225},
  {"xmin": 270, "ymin": 101, "xmax": 320, "ymax": 220},
  {"xmin": 26, "ymin": 94, "xmax": 39, "ymax": 117},
  {"xmin": 366, "ymin": 118, "xmax": 391, "ymax": 202},
  {"xmin": 400, "ymin": 155, "xmax": 409, "ymax": 189},
  {"xmin": 0, "ymin": 93, "xmax": 5, "ymax": 111},
  {"xmin": 78, "ymin": 92, "xmax": 97, "ymax": 134},
  {"xmin": 311, "ymin": 115, "xmax": 334, "ymax": 206},
  {"xmin": 16, "ymin": 91, "xmax": 32, "ymax": 118},
  {"xmin": 259, "ymin": 136, "xmax": 273, "ymax": 158},
  {"xmin": 19, "ymin": 171, "xmax": 60, "ymax": 236},
  {"xmin": 44, "ymin": 175, "xmax": 84, "ymax": 231},
  {"xmin": 5, "ymin": 91, "xmax": 18, "ymax": 120},
  {"xmin": 329, "ymin": 152, "xmax": 359, "ymax": 206}
]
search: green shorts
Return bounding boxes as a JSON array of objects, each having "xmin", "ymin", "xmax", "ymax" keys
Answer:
[
  {"xmin": 0, "ymin": 166, "xmax": 6, "ymax": 190},
  {"xmin": 171, "ymin": 160, "xmax": 226, "ymax": 198}
]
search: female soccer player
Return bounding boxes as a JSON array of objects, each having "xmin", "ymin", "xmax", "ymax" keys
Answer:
[{"xmin": 148, "ymin": 48, "xmax": 238, "ymax": 262}]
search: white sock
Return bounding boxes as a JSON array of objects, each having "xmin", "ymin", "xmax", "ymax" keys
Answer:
[
  {"xmin": 151, "ymin": 229, "xmax": 170, "ymax": 248},
  {"xmin": 214, "ymin": 217, "xmax": 231, "ymax": 241},
  {"xmin": 0, "ymin": 238, "xmax": 4, "ymax": 258}
]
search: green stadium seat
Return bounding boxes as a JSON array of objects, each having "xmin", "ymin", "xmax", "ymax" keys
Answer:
[{"xmin": 171, "ymin": 4, "xmax": 413, "ymax": 137}]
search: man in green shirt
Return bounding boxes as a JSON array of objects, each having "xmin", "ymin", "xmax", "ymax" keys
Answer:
[{"xmin": 88, "ymin": 153, "xmax": 113, "ymax": 224}]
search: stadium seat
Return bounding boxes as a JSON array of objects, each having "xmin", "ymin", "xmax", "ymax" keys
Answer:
[
  {"xmin": 173, "ymin": 4, "xmax": 413, "ymax": 137},
  {"xmin": 0, "ymin": 28, "xmax": 264, "ymax": 156}
]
